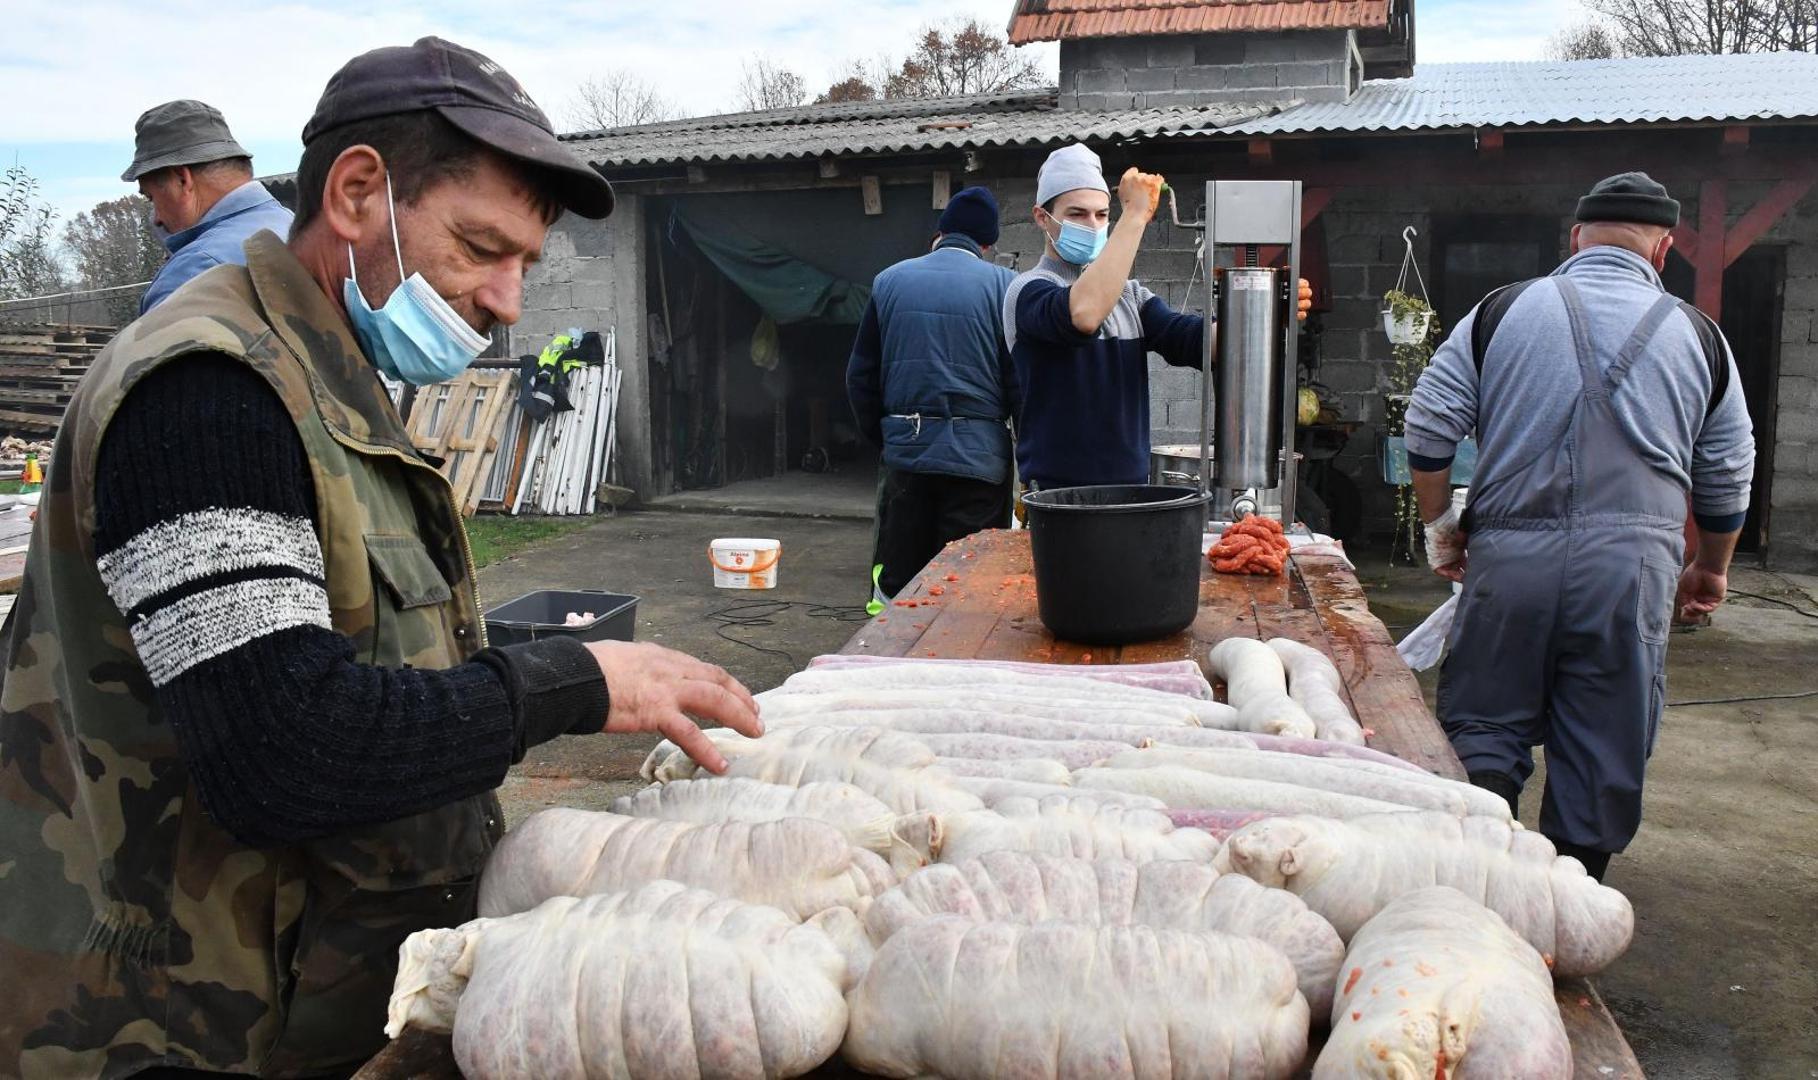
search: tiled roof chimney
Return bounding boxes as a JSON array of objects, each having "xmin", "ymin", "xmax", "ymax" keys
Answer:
[{"xmin": 1009, "ymin": 0, "xmax": 1415, "ymax": 111}]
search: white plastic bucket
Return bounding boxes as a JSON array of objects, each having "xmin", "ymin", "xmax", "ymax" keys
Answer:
[{"xmin": 709, "ymin": 538, "xmax": 781, "ymax": 590}]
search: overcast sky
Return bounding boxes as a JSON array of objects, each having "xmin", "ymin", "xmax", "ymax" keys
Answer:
[{"xmin": 2, "ymin": 0, "xmax": 1585, "ymax": 226}]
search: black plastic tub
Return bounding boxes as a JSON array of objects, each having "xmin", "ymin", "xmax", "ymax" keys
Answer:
[
  {"xmin": 1022, "ymin": 484, "xmax": 1211, "ymax": 645},
  {"xmin": 484, "ymin": 589, "xmax": 639, "ymax": 645}
]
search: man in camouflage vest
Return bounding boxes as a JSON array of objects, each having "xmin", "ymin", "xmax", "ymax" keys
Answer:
[{"xmin": 0, "ymin": 38, "xmax": 760, "ymax": 1078}]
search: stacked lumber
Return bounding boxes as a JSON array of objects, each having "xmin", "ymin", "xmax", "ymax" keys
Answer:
[{"xmin": 0, "ymin": 325, "xmax": 111, "ymax": 436}]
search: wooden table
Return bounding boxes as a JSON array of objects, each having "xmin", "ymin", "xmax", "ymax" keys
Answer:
[
  {"xmin": 358, "ymin": 530, "xmax": 1643, "ymax": 1079},
  {"xmin": 839, "ymin": 529, "xmax": 1643, "ymax": 1079}
]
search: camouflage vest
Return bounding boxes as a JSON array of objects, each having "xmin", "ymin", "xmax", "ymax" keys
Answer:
[{"xmin": 0, "ymin": 230, "xmax": 501, "ymax": 1078}]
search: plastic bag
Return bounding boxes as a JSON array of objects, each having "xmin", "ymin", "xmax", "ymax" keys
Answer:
[{"xmin": 1396, "ymin": 594, "xmax": 1457, "ymax": 672}]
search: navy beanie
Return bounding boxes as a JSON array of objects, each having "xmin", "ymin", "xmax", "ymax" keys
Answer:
[{"xmin": 938, "ymin": 186, "xmax": 1000, "ymax": 247}]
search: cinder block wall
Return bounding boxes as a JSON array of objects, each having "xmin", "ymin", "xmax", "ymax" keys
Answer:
[
  {"xmin": 1762, "ymin": 188, "xmax": 1818, "ymax": 570},
  {"xmin": 514, "ymin": 214, "xmax": 619, "ymax": 350},
  {"xmin": 514, "ymin": 195, "xmax": 651, "ymax": 492},
  {"xmin": 1059, "ymin": 31, "xmax": 1356, "ymax": 110}
]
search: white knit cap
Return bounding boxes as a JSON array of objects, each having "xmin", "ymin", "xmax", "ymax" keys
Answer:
[{"xmin": 1036, "ymin": 143, "xmax": 1109, "ymax": 206}]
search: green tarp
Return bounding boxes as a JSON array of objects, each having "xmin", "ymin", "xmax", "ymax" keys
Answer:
[{"xmin": 670, "ymin": 207, "xmax": 871, "ymax": 326}]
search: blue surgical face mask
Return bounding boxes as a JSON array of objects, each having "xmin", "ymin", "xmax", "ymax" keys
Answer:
[
  {"xmin": 1048, "ymin": 216, "xmax": 1107, "ymax": 266},
  {"xmin": 343, "ymin": 173, "xmax": 491, "ymax": 386}
]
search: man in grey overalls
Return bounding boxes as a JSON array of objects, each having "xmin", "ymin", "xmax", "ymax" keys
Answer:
[{"xmin": 1404, "ymin": 173, "xmax": 1755, "ymax": 880}]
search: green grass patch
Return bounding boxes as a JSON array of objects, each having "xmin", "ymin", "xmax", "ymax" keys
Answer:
[
  {"xmin": 465, "ymin": 515, "xmax": 595, "ymax": 568},
  {"xmin": 0, "ymin": 481, "xmax": 24, "ymax": 495}
]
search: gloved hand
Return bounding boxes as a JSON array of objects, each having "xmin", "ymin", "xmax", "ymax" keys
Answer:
[{"xmin": 1423, "ymin": 506, "xmax": 1467, "ymax": 582}]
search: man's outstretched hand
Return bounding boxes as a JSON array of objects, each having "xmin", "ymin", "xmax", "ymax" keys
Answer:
[{"xmin": 585, "ymin": 641, "xmax": 762, "ymax": 772}]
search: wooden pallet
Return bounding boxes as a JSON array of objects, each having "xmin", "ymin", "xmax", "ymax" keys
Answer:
[
  {"xmin": 0, "ymin": 325, "xmax": 107, "ymax": 437},
  {"xmin": 0, "ymin": 410, "xmax": 61, "ymax": 433},
  {"xmin": 405, "ymin": 370, "xmax": 519, "ymax": 516}
]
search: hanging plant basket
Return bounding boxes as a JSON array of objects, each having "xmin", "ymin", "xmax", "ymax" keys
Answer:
[
  {"xmin": 1382, "ymin": 307, "xmax": 1433, "ymax": 345},
  {"xmin": 1381, "ymin": 226, "xmax": 1434, "ymax": 346}
]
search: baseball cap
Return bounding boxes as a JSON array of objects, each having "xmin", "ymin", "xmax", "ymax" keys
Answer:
[{"xmin": 302, "ymin": 36, "xmax": 614, "ymax": 219}]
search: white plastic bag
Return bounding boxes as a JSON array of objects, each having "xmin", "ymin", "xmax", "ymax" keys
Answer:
[{"xmin": 1396, "ymin": 594, "xmax": 1457, "ymax": 672}]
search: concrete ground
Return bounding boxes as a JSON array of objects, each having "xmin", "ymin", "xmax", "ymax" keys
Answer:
[
  {"xmin": 482, "ymin": 506, "xmax": 877, "ymax": 823},
  {"xmin": 644, "ymin": 467, "xmax": 877, "ymax": 521},
  {"xmin": 482, "ymin": 509, "xmax": 1818, "ymax": 1078}
]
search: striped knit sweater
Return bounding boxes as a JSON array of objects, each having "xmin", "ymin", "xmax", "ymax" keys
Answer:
[{"xmin": 92, "ymin": 354, "xmax": 608, "ymax": 848}]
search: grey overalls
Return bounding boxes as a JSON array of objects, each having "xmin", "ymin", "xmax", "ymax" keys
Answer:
[{"xmin": 1439, "ymin": 276, "xmax": 1686, "ymax": 854}]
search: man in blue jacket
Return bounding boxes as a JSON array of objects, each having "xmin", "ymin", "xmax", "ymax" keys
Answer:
[
  {"xmin": 123, "ymin": 100, "xmax": 295, "ymax": 312},
  {"xmin": 848, "ymin": 187, "xmax": 1018, "ymax": 609}
]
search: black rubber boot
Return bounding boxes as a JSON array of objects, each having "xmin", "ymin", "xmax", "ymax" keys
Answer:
[
  {"xmin": 1467, "ymin": 771, "xmax": 1521, "ymax": 819},
  {"xmin": 1550, "ymin": 839, "xmax": 1613, "ymax": 881}
]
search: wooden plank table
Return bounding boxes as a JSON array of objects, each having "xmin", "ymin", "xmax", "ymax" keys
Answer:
[
  {"xmin": 358, "ymin": 530, "xmax": 1642, "ymax": 1079},
  {"xmin": 840, "ymin": 529, "xmax": 1643, "ymax": 1079}
]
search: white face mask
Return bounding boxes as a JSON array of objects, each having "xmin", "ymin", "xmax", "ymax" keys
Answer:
[{"xmin": 342, "ymin": 172, "xmax": 491, "ymax": 385}]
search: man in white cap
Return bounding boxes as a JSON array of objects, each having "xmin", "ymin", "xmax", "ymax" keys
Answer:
[{"xmin": 1004, "ymin": 143, "xmax": 1307, "ymax": 492}]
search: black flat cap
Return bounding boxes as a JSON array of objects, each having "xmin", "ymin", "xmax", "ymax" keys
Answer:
[
  {"xmin": 1576, "ymin": 172, "xmax": 1680, "ymax": 228},
  {"xmin": 303, "ymin": 36, "xmax": 614, "ymax": 219},
  {"xmin": 122, "ymin": 100, "xmax": 251, "ymax": 182}
]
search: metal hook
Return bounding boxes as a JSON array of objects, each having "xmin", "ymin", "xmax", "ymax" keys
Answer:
[{"xmin": 1402, "ymin": 226, "xmax": 1418, "ymax": 248}]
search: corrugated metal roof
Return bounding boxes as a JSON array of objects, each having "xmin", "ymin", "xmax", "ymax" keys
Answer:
[
  {"xmin": 1008, "ymin": 0, "xmax": 1390, "ymax": 44},
  {"xmin": 1227, "ymin": 53, "xmax": 1818, "ymax": 134},
  {"xmin": 564, "ymin": 92, "xmax": 1275, "ymax": 168}
]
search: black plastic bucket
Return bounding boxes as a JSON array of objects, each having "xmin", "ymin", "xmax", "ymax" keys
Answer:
[{"xmin": 1022, "ymin": 484, "xmax": 1211, "ymax": 645}]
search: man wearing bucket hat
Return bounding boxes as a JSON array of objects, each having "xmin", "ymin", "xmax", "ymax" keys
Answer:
[
  {"xmin": 848, "ymin": 185, "xmax": 1019, "ymax": 612},
  {"xmin": 0, "ymin": 38, "xmax": 759, "ymax": 1076},
  {"xmin": 123, "ymin": 99, "xmax": 295, "ymax": 312},
  {"xmin": 1404, "ymin": 172, "xmax": 1754, "ymax": 882},
  {"xmin": 1004, "ymin": 143, "xmax": 1310, "ymax": 497}
]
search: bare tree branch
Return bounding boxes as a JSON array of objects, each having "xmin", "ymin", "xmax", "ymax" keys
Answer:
[
  {"xmin": 1584, "ymin": 0, "xmax": 1815, "ymax": 54},
  {"xmin": 1549, "ymin": 20, "xmax": 1621, "ymax": 58},
  {"xmin": 564, "ymin": 72, "xmax": 679, "ymax": 131},
  {"xmin": 879, "ymin": 17, "xmax": 1046, "ymax": 100},
  {"xmin": 737, "ymin": 58, "xmax": 809, "ymax": 112}
]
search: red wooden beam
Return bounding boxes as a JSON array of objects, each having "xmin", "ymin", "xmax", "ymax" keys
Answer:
[
  {"xmin": 1670, "ymin": 223, "xmax": 1699, "ymax": 262},
  {"xmin": 1477, "ymin": 129, "xmax": 1505, "ymax": 156},
  {"xmin": 1722, "ymin": 125, "xmax": 1750, "ymax": 157},
  {"xmin": 1248, "ymin": 139, "xmax": 1273, "ymax": 166},
  {"xmin": 1723, "ymin": 175, "xmax": 1816, "ymax": 268},
  {"xmin": 1301, "ymin": 186, "xmax": 1336, "ymax": 226},
  {"xmin": 1693, "ymin": 179, "xmax": 1727, "ymax": 319}
]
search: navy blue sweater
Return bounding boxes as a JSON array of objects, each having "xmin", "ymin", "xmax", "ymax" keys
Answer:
[{"xmin": 1003, "ymin": 255, "xmax": 1206, "ymax": 488}]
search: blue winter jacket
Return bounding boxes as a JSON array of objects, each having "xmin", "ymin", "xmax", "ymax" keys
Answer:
[
  {"xmin": 141, "ymin": 181, "xmax": 295, "ymax": 313},
  {"xmin": 846, "ymin": 235, "xmax": 1019, "ymax": 484}
]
